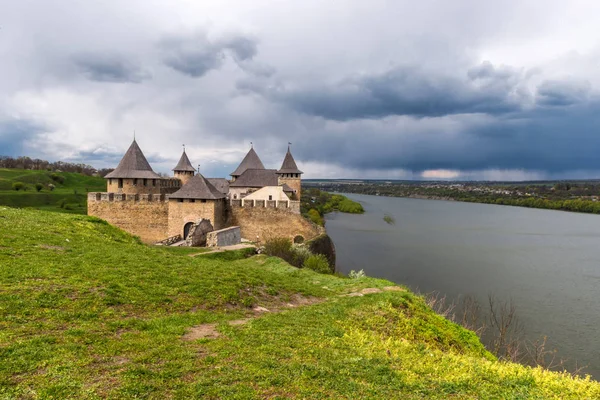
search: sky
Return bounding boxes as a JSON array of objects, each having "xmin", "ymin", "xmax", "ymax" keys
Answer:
[{"xmin": 1, "ymin": 0, "xmax": 600, "ymax": 180}]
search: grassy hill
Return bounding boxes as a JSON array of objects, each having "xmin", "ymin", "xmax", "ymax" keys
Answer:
[
  {"xmin": 0, "ymin": 169, "xmax": 105, "ymax": 214},
  {"xmin": 1, "ymin": 207, "xmax": 599, "ymax": 399}
]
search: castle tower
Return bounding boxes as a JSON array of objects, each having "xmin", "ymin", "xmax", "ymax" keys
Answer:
[
  {"xmin": 276, "ymin": 144, "xmax": 303, "ymax": 200},
  {"xmin": 173, "ymin": 147, "xmax": 196, "ymax": 186},
  {"xmin": 168, "ymin": 173, "xmax": 227, "ymax": 238},
  {"xmin": 230, "ymin": 145, "xmax": 265, "ymax": 182},
  {"xmin": 104, "ymin": 139, "xmax": 162, "ymax": 195}
]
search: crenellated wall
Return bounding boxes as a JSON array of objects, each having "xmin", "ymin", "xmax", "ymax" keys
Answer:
[
  {"xmin": 87, "ymin": 193, "xmax": 169, "ymax": 243},
  {"xmin": 229, "ymin": 200, "xmax": 321, "ymax": 242}
]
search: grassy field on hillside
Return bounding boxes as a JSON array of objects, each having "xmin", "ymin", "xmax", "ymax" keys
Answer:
[
  {"xmin": 0, "ymin": 169, "xmax": 105, "ymax": 214},
  {"xmin": 1, "ymin": 207, "xmax": 599, "ymax": 398}
]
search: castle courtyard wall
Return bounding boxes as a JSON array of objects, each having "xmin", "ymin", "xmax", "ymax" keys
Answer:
[
  {"xmin": 229, "ymin": 202, "xmax": 322, "ymax": 242},
  {"xmin": 87, "ymin": 193, "xmax": 169, "ymax": 243}
]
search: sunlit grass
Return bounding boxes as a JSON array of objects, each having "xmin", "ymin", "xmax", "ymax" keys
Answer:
[{"xmin": 0, "ymin": 206, "xmax": 598, "ymax": 398}]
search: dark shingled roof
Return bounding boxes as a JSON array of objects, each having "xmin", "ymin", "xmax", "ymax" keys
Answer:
[
  {"xmin": 230, "ymin": 169, "xmax": 278, "ymax": 188},
  {"xmin": 173, "ymin": 150, "xmax": 196, "ymax": 172},
  {"xmin": 169, "ymin": 173, "xmax": 226, "ymax": 200},
  {"xmin": 231, "ymin": 147, "xmax": 265, "ymax": 177},
  {"xmin": 105, "ymin": 140, "xmax": 162, "ymax": 179},
  {"xmin": 277, "ymin": 147, "xmax": 303, "ymax": 174},
  {"xmin": 281, "ymin": 183, "xmax": 294, "ymax": 193},
  {"xmin": 207, "ymin": 178, "xmax": 230, "ymax": 195}
]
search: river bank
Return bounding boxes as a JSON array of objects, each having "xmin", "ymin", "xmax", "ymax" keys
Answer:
[{"xmin": 325, "ymin": 193, "xmax": 600, "ymax": 379}]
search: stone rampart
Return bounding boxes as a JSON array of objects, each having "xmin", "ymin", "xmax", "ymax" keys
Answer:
[
  {"xmin": 87, "ymin": 192, "xmax": 169, "ymax": 243},
  {"xmin": 206, "ymin": 226, "xmax": 241, "ymax": 247},
  {"xmin": 229, "ymin": 203, "xmax": 321, "ymax": 242}
]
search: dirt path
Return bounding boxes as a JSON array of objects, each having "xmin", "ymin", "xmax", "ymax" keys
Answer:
[{"xmin": 182, "ymin": 287, "xmax": 405, "ymax": 340}]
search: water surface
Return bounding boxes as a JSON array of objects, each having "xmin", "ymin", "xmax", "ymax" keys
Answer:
[{"xmin": 326, "ymin": 194, "xmax": 600, "ymax": 378}]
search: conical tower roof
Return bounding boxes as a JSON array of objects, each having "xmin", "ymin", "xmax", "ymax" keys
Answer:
[
  {"xmin": 105, "ymin": 140, "xmax": 161, "ymax": 179},
  {"xmin": 173, "ymin": 149, "xmax": 196, "ymax": 172},
  {"xmin": 277, "ymin": 146, "xmax": 303, "ymax": 174},
  {"xmin": 231, "ymin": 147, "xmax": 265, "ymax": 177},
  {"xmin": 169, "ymin": 173, "xmax": 225, "ymax": 200}
]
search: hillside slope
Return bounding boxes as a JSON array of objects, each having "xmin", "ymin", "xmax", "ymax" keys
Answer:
[
  {"xmin": 0, "ymin": 207, "xmax": 598, "ymax": 399},
  {"xmin": 0, "ymin": 169, "xmax": 105, "ymax": 214}
]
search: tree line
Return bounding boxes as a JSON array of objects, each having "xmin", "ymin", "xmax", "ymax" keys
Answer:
[{"xmin": 0, "ymin": 155, "xmax": 113, "ymax": 177}]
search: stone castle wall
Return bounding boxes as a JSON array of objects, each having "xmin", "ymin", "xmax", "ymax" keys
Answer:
[
  {"xmin": 207, "ymin": 226, "xmax": 241, "ymax": 247},
  {"xmin": 87, "ymin": 193, "xmax": 169, "ymax": 243},
  {"xmin": 229, "ymin": 201, "xmax": 321, "ymax": 242},
  {"xmin": 105, "ymin": 178, "xmax": 181, "ymax": 195},
  {"xmin": 277, "ymin": 177, "xmax": 302, "ymax": 199},
  {"xmin": 167, "ymin": 199, "xmax": 226, "ymax": 238}
]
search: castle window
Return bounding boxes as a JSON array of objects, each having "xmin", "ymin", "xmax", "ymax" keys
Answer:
[
  {"xmin": 152, "ymin": 179, "xmax": 156, "ymax": 186},
  {"xmin": 233, "ymin": 194, "xmax": 237, "ymax": 199},
  {"xmin": 133, "ymin": 178, "xmax": 138, "ymax": 186},
  {"xmin": 269, "ymin": 195, "xmax": 273, "ymax": 201},
  {"xmin": 201, "ymin": 199, "xmax": 207, "ymax": 203},
  {"xmin": 143, "ymin": 179, "xmax": 147, "ymax": 186},
  {"xmin": 118, "ymin": 179, "xmax": 123, "ymax": 188},
  {"xmin": 190, "ymin": 199, "xmax": 195, "ymax": 203},
  {"xmin": 178, "ymin": 198, "xmax": 183, "ymax": 203},
  {"xmin": 108, "ymin": 178, "xmax": 112, "ymax": 185}
]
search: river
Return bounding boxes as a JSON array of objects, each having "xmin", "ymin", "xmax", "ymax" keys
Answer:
[{"xmin": 325, "ymin": 193, "xmax": 600, "ymax": 379}]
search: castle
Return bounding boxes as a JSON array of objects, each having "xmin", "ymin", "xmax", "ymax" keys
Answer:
[{"xmin": 88, "ymin": 140, "xmax": 321, "ymax": 244}]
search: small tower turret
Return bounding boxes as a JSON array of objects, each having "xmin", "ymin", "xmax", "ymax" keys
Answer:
[
  {"xmin": 173, "ymin": 146, "xmax": 196, "ymax": 186},
  {"xmin": 104, "ymin": 139, "xmax": 162, "ymax": 194},
  {"xmin": 230, "ymin": 143, "xmax": 265, "ymax": 182},
  {"xmin": 276, "ymin": 143, "xmax": 303, "ymax": 199}
]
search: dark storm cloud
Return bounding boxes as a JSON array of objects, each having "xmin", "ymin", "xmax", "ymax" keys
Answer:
[
  {"xmin": 247, "ymin": 62, "xmax": 532, "ymax": 120},
  {"xmin": 0, "ymin": 119, "xmax": 48, "ymax": 156},
  {"xmin": 159, "ymin": 32, "xmax": 260, "ymax": 78},
  {"xmin": 537, "ymin": 79, "xmax": 591, "ymax": 106},
  {"xmin": 283, "ymin": 99, "xmax": 600, "ymax": 176},
  {"xmin": 73, "ymin": 53, "xmax": 151, "ymax": 83}
]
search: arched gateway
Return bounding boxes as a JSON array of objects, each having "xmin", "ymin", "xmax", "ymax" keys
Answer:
[{"xmin": 183, "ymin": 222, "xmax": 194, "ymax": 239}]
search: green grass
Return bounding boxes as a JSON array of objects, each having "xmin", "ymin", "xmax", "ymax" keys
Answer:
[
  {"xmin": 0, "ymin": 169, "xmax": 105, "ymax": 214},
  {"xmin": 1, "ymin": 207, "xmax": 599, "ymax": 398}
]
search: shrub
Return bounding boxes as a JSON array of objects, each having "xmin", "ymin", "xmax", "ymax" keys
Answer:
[
  {"xmin": 292, "ymin": 245, "xmax": 312, "ymax": 267},
  {"xmin": 349, "ymin": 269, "xmax": 366, "ymax": 279},
  {"xmin": 48, "ymin": 184, "xmax": 55, "ymax": 191},
  {"xmin": 263, "ymin": 238, "xmax": 315, "ymax": 268},
  {"xmin": 263, "ymin": 237, "xmax": 293, "ymax": 261},
  {"xmin": 293, "ymin": 235, "xmax": 305, "ymax": 244},
  {"xmin": 307, "ymin": 209, "xmax": 324, "ymax": 225},
  {"xmin": 50, "ymin": 173, "xmax": 65, "ymax": 184},
  {"xmin": 12, "ymin": 182, "xmax": 25, "ymax": 191},
  {"xmin": 303, "ymin": 254, "xmax": 332, "ymax": 274},
  {"xmin": 35, "ymin": 183, "xmax": 44, "ymax": 192}
]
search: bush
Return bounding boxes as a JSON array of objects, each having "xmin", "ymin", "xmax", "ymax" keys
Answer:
[
  {"xmin": 307, "ymin": 209, "xmax": 324, "ymax": 225},
  {"xmin": 263, "ymin": 237, "xmax": 293, "ymax": 260},
  {"xmin": 50, "ymin": 173, "xmax": 65, "ymax": 184},
  {"xmin": 303, "ymin": 254, "xmax": 332, "ymax": 274},
  {"xmin": 48, "ymin": 184, "xmax": 55, "ymax": 191},
  {"xmin": 349, "ymin": 269, "xmax": 366, "ymax": 279},
  {"xmin": 35, "ymin": 183, "xmax": 44, "ymax": 192},
  {"xmin": 293, "ymin": 235, "xmax": 305, "ymax": 244},
  {"xmin": 263, "ymin": 238, "xmax": 316, "ymax": 268},
  {"xmin": 12, "ymin": 182, "xmax": 25, "ymax": 191},
  {"xmin": 292, "ymin": 245, "xmax": 312, "ymax": 267}
]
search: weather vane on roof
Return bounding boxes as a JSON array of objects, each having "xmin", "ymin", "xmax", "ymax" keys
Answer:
[
  {"xmin": 197, "ymin": 164, "xmax": 200, "ymax": 173},
  {"xmin": 250, "ymin": 141, "xmax": 253, "ymax": 148}
]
